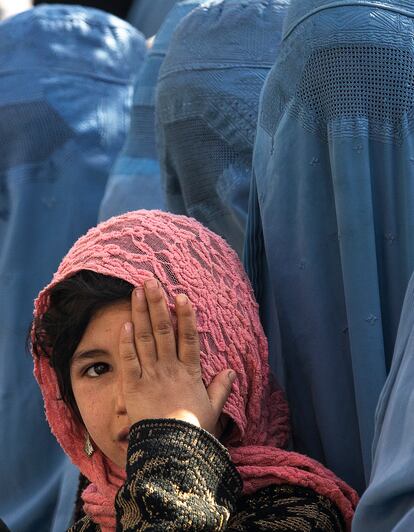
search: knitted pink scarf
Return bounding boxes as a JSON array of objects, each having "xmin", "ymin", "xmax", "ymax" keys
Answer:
[{"xmin": 32, "ymin": 210, "xmax": 358, "ymax": 530}]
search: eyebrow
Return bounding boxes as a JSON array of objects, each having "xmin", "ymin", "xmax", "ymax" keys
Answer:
[{"xmin": 71, "ymin": 349, "xmax": 109, "ymax": 364}]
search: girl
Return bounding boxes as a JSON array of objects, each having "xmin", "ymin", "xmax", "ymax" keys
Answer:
[{"xmin": 31, "ymin": 210, "xmax": 357, "ymax": 530}]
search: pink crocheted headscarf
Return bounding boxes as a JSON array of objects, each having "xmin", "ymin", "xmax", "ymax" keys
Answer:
[{"xmin": 33, "ymin": 210, "xmax": 357, "ymax": 530}]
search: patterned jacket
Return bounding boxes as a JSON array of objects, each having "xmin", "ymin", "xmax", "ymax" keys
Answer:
[{"xmin": 71, "ymin": 420, "xmax": 345, "ymax": 531}]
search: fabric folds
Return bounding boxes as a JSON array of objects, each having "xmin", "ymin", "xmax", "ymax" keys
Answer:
[
  {"xmin": 128, "ymin": 0, "xmax": 177, "ymax": 38},
  {"xmin": 283, "ymin": 0, "xmax": 414, "ymax": 38},
  {"xmin": 99, "ymin": 0, "xmax": 202, "ymax": 222},
  {"xmin": 353, "ymin": 270, "xmax": 414, "ymax": 531},
  {"xmin": 156, "ymin": 0, "xmax": 289, "ymax": 257},
  {"xmin": 244, "ymin": 0, "xmax": 414, "ymax": 493},
  {"xmin": 0, "ymin": 6, "xmax": 145, "ymax": 531}
]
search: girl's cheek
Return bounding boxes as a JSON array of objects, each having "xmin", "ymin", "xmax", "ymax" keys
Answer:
[
  {"xmin": 77, "ymin": 396, "xmax": 107, "ymax": 441},
  {"xmin": 72, "ymin": 382, "xmax": 107, "ymax": 424}
]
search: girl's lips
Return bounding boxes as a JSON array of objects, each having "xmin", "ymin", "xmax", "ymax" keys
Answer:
[{"xmin": 117, "ymin": 426, "xmax": 130, "ymax": 442}]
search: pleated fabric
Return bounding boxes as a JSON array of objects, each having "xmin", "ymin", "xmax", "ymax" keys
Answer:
[
  {"xmin": 99, "ymin": 1, "xmax": 202, "ymax": 222},
  {"xmin": 156, "ymin": 0, "xmax": 289, "ymax": 257},
  {"xmin": 244, "ymin": 0, "xmax": 414, "ymax": 493},
  {"xmin": 353, "ymin": 270, "xmax": 414, "ymax": 531},
  {"xmin": 0, "ymin": 6, "xmax": 145, "ymax": 531}
]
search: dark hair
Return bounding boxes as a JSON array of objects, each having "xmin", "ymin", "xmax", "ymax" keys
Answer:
[{"xmin": 31, "ymin": 270, "xmax": 133, "ymax": 422}]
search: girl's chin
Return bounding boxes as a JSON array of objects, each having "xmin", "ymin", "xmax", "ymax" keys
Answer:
[
  {"xmin": 102, "ymin": 443, "xmax": 128, "ymax": 470},
  {"xmin": 116, "ymin": 442, "xmax": 128, "ymax": 467},
  {"xmin": 119, "ymin": 440, "xmax": 128, "ymax": 450}
]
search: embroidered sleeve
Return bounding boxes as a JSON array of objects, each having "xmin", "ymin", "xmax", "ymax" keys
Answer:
[
  {"xmin": 115, "ymin": 419, "xmax": 242, "ymax": 531},
  {"xmin": 68, "ymin": 514, "xmax": 98, "ymax": 532},
  {"xmin": 228, "ymin": 484, "xmax": 346, "ymax": 531},
  {"xmin": 69, "ymin": 421, "xmax": 345, "ymax": 531}
]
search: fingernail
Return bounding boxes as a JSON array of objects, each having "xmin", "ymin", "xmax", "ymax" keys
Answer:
[
  {"xmin": 135, "ymin": 287, "xmax": 144, "ymax": 300},
  {"xmin": 124, "ymin": 322, "xmax": 132, "ymax": 333},
  {"xmin": 176, "ymin": 294, "xmax": 188, "ymax": 306},
  {"xmin": 145, "ymin": 278, "xmax": 158, "ymax": 290},
  {"xmin": 228, "ymin": 370, "xmax": 236, "ymax": 382}
]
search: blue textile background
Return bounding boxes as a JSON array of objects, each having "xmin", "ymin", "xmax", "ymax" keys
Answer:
[
  {"xmin": 244, "ymin": 0, "xmax": 414, "ymax": 492},
  {"xmin": 0, "ymin": 6, "xmax": 145, "ymax": 531},
  {"xmin": 128, "ymin": 0, "xmax": 177, "ymax": 37},
  {"xmin": 100, "ymin": 0, "xmax": 202, "ymax": 221},
  {"xmin": 156, "ymin": 0, "xmax": 289, "ymax": 257}
]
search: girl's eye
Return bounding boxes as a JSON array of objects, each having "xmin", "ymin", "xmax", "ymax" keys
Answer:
[{"xmin": 85, "ymin": 363, "xmax": 109, "ymax": 378}]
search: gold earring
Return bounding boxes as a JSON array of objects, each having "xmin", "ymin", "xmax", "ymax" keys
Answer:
[{"xmin": 84, "ymin": 432, "xmax": 94, "ymax": 457}]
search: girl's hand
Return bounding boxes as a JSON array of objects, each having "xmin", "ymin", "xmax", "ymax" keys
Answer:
[{"xmin": 118, "ymin": 278, "xmax": 235, "ymax": 438}]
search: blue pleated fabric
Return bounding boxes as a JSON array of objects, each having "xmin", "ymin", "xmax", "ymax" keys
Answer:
[
  {"xmin": 244, "ymin": 0, "xmax": 414, "ymax": 493},
  {"xmin": 353, "ymin": 270, "xmax": 414, "ymax": 531},
  {"xmin": 99, "ymin": 1, "xmax": 201, "ymax": 221},
  {"xmin": 0, "ymin": 6, "xmax": 145, "ymax": 531},
  {"xmin": 156, "ymin": 0, "xmax": 289, "ymax": 257}
]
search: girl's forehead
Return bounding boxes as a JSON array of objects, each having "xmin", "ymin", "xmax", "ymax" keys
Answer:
[
  {"xmin": 89, "ymin": 301, "xmax": 131, "ymax": 327},
  {"xmin": 94, "ymin": 299, "xmax": 132, "ymax": 318},
  {"xmin": 78, "ymin": 301, "xmax": 132, "ymax": 346}
]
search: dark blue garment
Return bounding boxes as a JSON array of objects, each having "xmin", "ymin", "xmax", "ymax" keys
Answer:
[
  {"xmin": 128, "ymin": 0, "xmax": 177, "ymax": 37},
  {"xmin": 100, "ymin": 1, "xmax": 200, "ymax": 221},
  {"xmin": 33, "ymin": 0, "xmax": 134, "ymax": 19},
  {"xmin": 244, "ymin": 0, "xmax": 414, "ymax": 492},
  {"xmin": 353, "ymin": 271, "xmax": 414, "ymax": 531},
  {"xmin": 0, "ymin": 6, "xmax": 145, "ymax": 531},
  {"xmin": 156, "ymin": 0, "xmax": 289, "ymax": 257}
]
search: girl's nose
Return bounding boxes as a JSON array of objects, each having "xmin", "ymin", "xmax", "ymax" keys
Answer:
[{"xmin": 114, "ymin": 373, "xmax": 128, "ymax": 416}]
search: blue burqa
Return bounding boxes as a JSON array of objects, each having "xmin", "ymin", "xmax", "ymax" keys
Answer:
[
  {"xmin": 353, "ymin": 269, "xmax": 414, "ymax": 531},
  {"xmin": 99, "ymin": 0, "xmax": 202, "ymax": 221},
  {"xmin": 128, "ymin": 0, "xmax": 177, "ymax": 37},
  {"xmin": 156, "ymin": 0, "xmax": 289, "ymax": 257},
  {"xmin": 0, "ymin": 6, "xmax": 145, "ymax": 531},
  {"xmin": 244, "ymin": 0, "xmax": 414, "ymax": 493}
]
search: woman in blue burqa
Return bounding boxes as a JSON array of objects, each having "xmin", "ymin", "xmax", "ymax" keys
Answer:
[
  {"xmin": 244, "ymin": 0, "xmax": 414, "ymax": 493},
  {"xmin": 0, "ymin": 6, "xmax": 145, "ymax": 531},
  {"xmin": 353, "ymin": 267, "xmax": 414, "ymax": 531},
  {"xmin": 156, "ymin": 0, "xmax": 289, "ymax": 258},
  {"xmin": 99, "ymin": 0, "xmax": 204, "ymax": 220}
]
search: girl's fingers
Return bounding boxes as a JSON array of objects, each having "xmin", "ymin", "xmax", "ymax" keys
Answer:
[
  {"xmin": 176, "ymin": 294, "xmax": 201, "ymax": 369},
  {"xmin": 119, "ymin": 322, "xmax": 142, "ymax": 391},
  {"xmin": 206, "ymin": 370, "xmax": 236, "ymax": 416},
  {"xmin": 144, "ymin": 279, "xmax": 177, "ymax": 363},
  {"xmin": 132, "ymin": 286, "xmax": 157, "ymax": 366}
]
